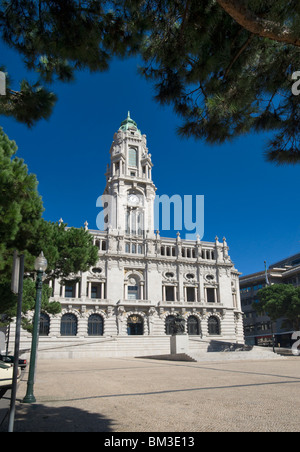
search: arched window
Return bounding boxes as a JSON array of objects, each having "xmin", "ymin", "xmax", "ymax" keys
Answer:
[
  {"xmin": 165, "ymin": 315, "xmax": 176, "ymax": 335},
  {"xmin": 126, "ymin": 210, "xmax": 130, "ymax": 234},
  {"xmin": 126, "ymin": 208, "xmax": 144, "ymax": 236},
  {"xmin": 60, "ymin": 313, "xmax": 77, "ymax": 337},
  {"xmin": 137, "ymin": 211, "xmax": 144, "ymax": 236},
  {"xmin": 39, "ymin": 313, "xmax": 50, "ymax": 337},
  {"xmin": 187, "ymin": 316, "xmax": 200, "ymax": 336},
  {"xmin": 88, "ymin": 314, "xmax": 104, "ymax": 336},
  {"xmin": 129, "ymin": 148, "xmax": 137, "ymax": 167},
  {"xmin": 208, "ymin": 316, "xmax": 220, "ymax": 336},
  {"xmin": 126, "ymin": 275, "xmax": 141, "ymax": 300}
]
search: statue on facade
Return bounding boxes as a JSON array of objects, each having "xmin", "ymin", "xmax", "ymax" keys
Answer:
[
  {"xmin": 170, "ymin": 313, "xmax": 185, "ymax": 336},
  {"xmin": 117, "ymin": 306, "xmax": 125, "ymax": 335},
  {"xmin": 148, "ymin": 307, "xmax": 156, "ymax": 335}
]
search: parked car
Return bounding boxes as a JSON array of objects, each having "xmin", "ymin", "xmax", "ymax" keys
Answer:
[
  {"xmin": 0, "ymin": 362, "xmax": 21, "ymax": 389},
  {"xmin": 0, "ymin": 354, "xmax": 27, "ymax": 370}
]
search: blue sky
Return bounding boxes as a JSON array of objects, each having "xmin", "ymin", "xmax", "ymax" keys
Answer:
[{"xmin": 1, "ymin": 43, "xmax": 300, "ymax": 277}]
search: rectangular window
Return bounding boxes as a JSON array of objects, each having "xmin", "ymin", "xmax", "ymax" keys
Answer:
[
  {"xmin": 65, "ymin": 285, "xmax": 75, "ymax": 298},
  {"xmin": 206, "ymin": 288, "xmax": 216, "ymax": 303},
  {"xmin": 253, "ymin": 284, "xmax": 264, "ymax": 291},
  {"xmin": 165, "ymin": 286, "xmax": 175, "ymax": 302},
  {"xmin": 186, "ymin": 287, "xmax": 195, "ymax": 302},
  {"xmin": 91, "ymin": 284, "xmax": 101, "ymax": 299},
  {"xmin": 128, "ymin": 285, "xmax": 138, "ymax": 300}
]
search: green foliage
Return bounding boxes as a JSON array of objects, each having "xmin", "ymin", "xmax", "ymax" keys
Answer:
[
  {"xmin": 136, "ymin": 1, "xmax": 300, "ymax": 165},
  {"xmin": 28, "ymin": 220, "xmax": 99, "ymax": 281},
  {"xmin": 0, "ymin": 279, "xmax": 61, "ymax": 333},
  {"xmin": 0, "ymin": 127, "xmax": 44, "ymax": 274},
  {"xmin": 0, "ymin": 128, "xmax": 98, "ymax": 325},
  {"xmin": 0, "ymin": 220, "xmax": 98, "ymax": 327},
  {"xmin": 20, "ymin": 279, "xmax": 61, "ymax": 333},
  {"xmin": 0, "ymin": 75, "xmax": 57, "ymax": 128},
  {"xmin": 254, "ymin": 284, "xmax": 300, "ymax": 330},
  {"xmin": 21, "ymin": 279, "xmax": 58, "ymax": 316},
  {"xmin": 0, "ymin": 0, "xmax": 142, "ymax": 126},
  {"xmin": 2, "ymin": 1, "xmax": 300, "ymax": 163}
]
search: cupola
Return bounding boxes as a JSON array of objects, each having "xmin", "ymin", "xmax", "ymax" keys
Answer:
[{"xmin": 119, "ymin": 111, "xmax": 141, "ymax": 134}]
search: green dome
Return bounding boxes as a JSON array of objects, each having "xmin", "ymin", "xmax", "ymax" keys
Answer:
[{"xmin": 119, "ymin": 112, "xmax": 141, "ymax": 134}]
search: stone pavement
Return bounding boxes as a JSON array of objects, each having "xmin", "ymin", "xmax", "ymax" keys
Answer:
[
  {"xmin": 1, "ymin": 356, "xmax": 300, "ymax": 432},
  {"xmin": 0, "ymin": 390, "xmax": 10, "ymax": 426}
]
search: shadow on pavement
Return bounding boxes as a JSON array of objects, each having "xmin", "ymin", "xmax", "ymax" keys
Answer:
[{"xmin": 0, "ymin": 403, "xmax": 114, "ymax": 432}]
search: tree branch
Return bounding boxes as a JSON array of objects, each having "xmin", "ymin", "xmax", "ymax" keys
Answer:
[
  {"xmin": 216, "ymin": 0, "xmax": 300, "ymax": 47},
  {"xmin": 224, "ymin": 33, "xmax": 254, "ymax": 79}
]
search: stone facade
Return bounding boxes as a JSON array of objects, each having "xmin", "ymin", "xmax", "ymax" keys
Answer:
[
  {"xmin": 240, "ymin": 252, "xmax": 300, "ymax": 347},
  {"xmin": 8, "ymin": 114, "xmax": 244, "ymax": 358}
]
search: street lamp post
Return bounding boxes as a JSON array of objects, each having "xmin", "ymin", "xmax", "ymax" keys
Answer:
[{"xmin": 23, "ymin": 252, "xmax": 48, "ymax": 404}]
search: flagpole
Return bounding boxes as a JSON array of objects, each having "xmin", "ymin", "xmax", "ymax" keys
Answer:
[
  {"xmin": 264, "ymin": 260, "xmax": 270, "ymax": 286},
  {"xmin": 264, "ymin": 260, "xmax": 275, "ymax": 352}
]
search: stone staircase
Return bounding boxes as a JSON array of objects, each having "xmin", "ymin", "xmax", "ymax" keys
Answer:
[
  {"xmin": 186, "ymin": 338, "xmax": 284, "ymax": 362},
  {"xmin": 21, "ymin": 336, "xmax": 172, "ymax": 360},
  {"xmin": 18, "ymin": 336, "xmax": 285, "ymax": 361},
  {"xmin": 140, "ymin": 338, "xmax": 285, "ymax": 362}
]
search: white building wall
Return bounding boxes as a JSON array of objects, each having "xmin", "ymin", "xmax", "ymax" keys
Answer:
[{"xmin": 5, "ymin": 114, "xmax": 244, "ymax": 358}]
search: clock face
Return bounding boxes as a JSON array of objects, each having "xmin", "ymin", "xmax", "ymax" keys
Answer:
[{"xmin": 128, "ymin": 194, "xmax": 139, "ymax": 205}]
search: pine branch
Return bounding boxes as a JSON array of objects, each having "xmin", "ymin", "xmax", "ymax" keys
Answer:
[
  {"xmin": 224, "ymin": 33, "xmax": 254, "ymax": 79},
  {"xmin": 216, "ymin": 0, "xmax": 300, "ymax": 47},
  {"xmin": 180, "ymin": 0, "xmax": 191, "ymax": 41}
]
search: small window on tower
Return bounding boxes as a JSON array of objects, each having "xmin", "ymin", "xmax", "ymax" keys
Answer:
[{"xmin": 129, "ymin": 148, "xmax": 137, "ymax": 167}]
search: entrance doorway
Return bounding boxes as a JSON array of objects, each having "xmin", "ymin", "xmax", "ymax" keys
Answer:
[{"xmin": 127, "ymin": 315, "xmax": 144, "ymax": 336}]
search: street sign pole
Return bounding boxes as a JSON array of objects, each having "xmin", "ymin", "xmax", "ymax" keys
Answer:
[{"xmin": 8, "ymin": 254, "xmax": 24, "ymax": 433}]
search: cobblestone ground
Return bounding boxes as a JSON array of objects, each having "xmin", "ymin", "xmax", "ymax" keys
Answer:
[{"xmin": 1, "ymin": 357, "xmax": 300, "ymax": 432}]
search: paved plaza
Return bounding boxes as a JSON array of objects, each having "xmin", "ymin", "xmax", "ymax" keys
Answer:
[{"xmin": 1, "ymin": 356, "xmax": 300, "ymax": 432}]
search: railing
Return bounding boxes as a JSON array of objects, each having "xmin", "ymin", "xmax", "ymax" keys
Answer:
[{"xmin": 90, "ymin": 230, "xmax": 225, "ymax": 262}]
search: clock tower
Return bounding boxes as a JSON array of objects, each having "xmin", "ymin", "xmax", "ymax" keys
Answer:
[
  {"xmin": 14, "ymin": 112, "xmax": 244, "ymax": 355},
  {"xmin": 103, "ymin": 113, "xmax": 157, "ymax": 238}
]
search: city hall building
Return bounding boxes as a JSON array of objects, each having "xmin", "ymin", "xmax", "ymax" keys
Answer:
[{"xmin": 11, "ymin": 114, "xmax": 244, "ymax": 359}]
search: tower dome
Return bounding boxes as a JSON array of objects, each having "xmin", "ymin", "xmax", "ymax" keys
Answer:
[{"xmin": 119, "ymin": 112, "xmax": 141, "ymax": 134}]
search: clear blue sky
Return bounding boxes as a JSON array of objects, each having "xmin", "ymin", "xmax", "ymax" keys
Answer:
[{"xmin": 1, "ymin": 43, "xmax": 300, "ymax": 277}]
